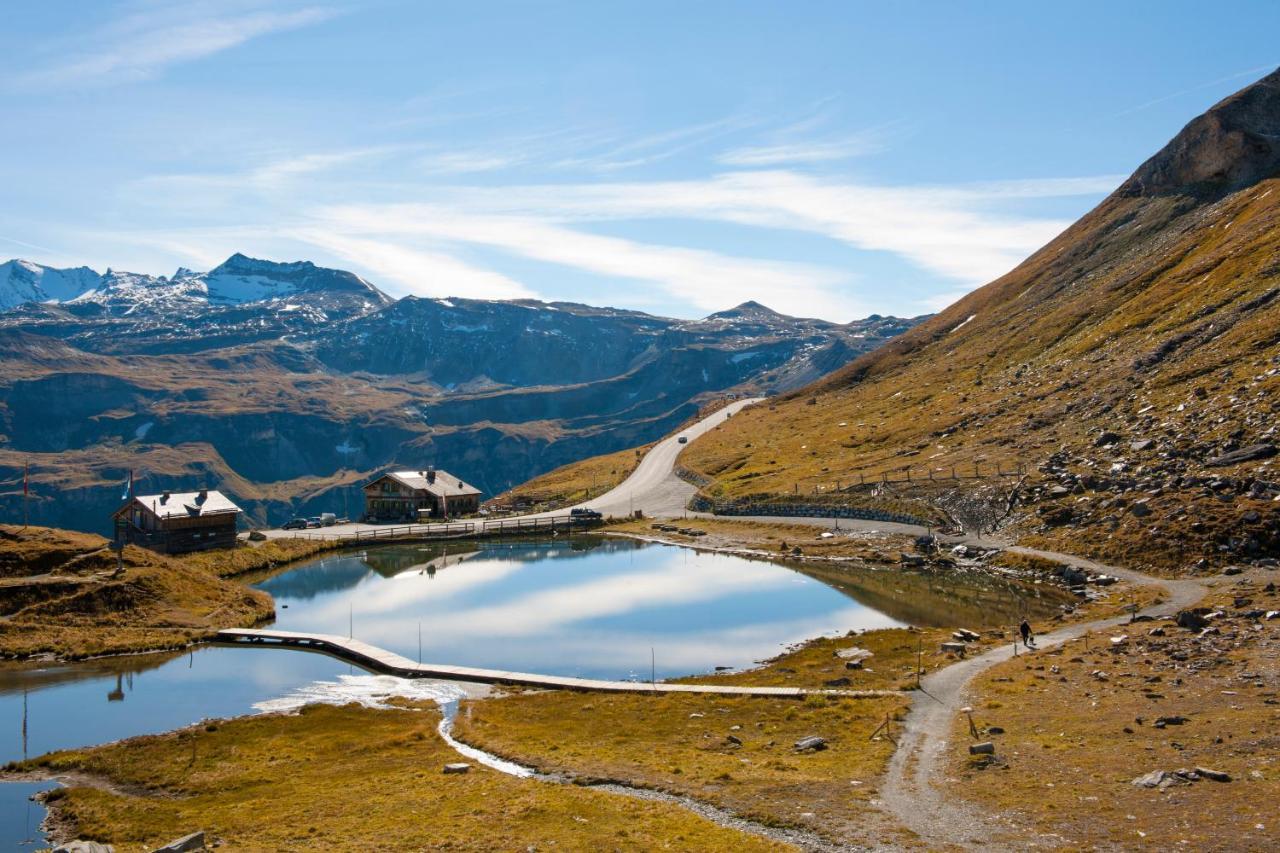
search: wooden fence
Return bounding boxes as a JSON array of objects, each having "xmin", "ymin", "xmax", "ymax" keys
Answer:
[{"xmin": 277, "ymin": 514, "xmax": 601, "ymax": 544}]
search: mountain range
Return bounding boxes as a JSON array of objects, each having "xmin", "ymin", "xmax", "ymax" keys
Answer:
[{"xmin": 0, "ymin": 254, "xmax": 921, "ymax": 532}]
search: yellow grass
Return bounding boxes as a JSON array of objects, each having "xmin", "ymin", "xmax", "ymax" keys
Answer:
[{"xmin": 15, "ymin": 702, "xmax": 786, "ymax": 852}]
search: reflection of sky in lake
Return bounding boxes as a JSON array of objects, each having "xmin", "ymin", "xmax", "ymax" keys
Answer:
[
  {"xmin": 0, "ymin": 647, "xmax": 350, "ymax": 765},
  {"xmin": 0, "ymin": 535, "xmax": 902, "ymax": 810},
  {"xmin": 259, "ymin": 538, "xmax": 903, "ymax": 679}
]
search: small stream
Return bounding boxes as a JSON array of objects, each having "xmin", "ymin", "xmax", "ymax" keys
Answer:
[{"xmin": 1, "ymin": 535, "xmax": 1067, "ymax": 844}]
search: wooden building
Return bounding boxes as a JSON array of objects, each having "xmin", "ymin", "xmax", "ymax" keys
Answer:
[
  {"xmin": 113, "ymin": 489, "xmax": 242, "ymax": 554},
  {"xmin": 363, "ymin": 469, "xmax": 482, "ymax": 521}
]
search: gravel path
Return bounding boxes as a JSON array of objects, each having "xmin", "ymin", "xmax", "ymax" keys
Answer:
[{"xmin": 874, "ymin": 544, "xmax": 1208, "ymax": 850}]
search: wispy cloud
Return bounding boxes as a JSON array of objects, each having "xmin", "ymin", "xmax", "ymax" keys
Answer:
[
  {"xmin": 435, "ymin": 169, "xmax": 1108, "ymax": 288},
  {"xmin": 13, "ymin": 2, "xmax": 338, "ymax": 89},
  {"xmin": 718, "ymin": 130, "xmax": 889, "ymax": 167},
  {"xmin": 1113, "ymin": 63, "xmax": 1278, "ymax": 117}
]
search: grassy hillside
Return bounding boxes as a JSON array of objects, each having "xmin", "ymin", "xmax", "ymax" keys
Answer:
[
  {"xmin": 679, "ymin": 69, "xmax": 1280, "ymax": 570},
  {"xmin": 486, "ymin": 441, "xmax": 654, "ymax": 511},
  {"xmin": 0, "ymin": 525, "xmax": 331, "ymax": 659}
]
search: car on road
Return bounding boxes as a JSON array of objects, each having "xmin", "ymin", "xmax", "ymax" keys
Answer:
[
  {"xmin": 678, "ymin": 435, "xmax": 688, "ymax": 443},
  {"xmin": 570, "ymin": 508, "xmax": 603, "ymax": 520},
  {"xmin": 282, "ymin": 518, "xmax": 309, "ymax": 530}
]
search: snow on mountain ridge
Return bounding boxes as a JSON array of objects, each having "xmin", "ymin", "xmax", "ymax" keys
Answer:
[
  {"xmin": 0, "ymin": 259, "xmax": 103, "ymax": 310},
  {"xmin": 0, "ymin": 253, "xmax": 391, "ymax": 315}
]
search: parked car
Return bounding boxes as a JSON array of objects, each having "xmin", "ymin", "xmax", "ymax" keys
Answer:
[
  {"xmin": 306, "ymin": 517, "xmax": 323, "ymax": 528},
  {"xmin": 678, "ymin": 435, "xmax": 688, "ymax": 443},
  {"xmin": 319, "ymin": 512, "xmax": 337, "ymax": 526},
  {"xmin": 570, "ymin": 508, "xmax": 603, "ymax": 520},
  {"xmin": 282, "ymin": 518, "xmax": 309, "ymax": 530}
]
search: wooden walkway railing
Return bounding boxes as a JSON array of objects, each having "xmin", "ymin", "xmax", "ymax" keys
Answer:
[{"xmin": 215, "ymin": 628, "xmax": 900, "ymax": 698}]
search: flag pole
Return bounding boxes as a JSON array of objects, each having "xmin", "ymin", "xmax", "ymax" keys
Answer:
[{"xmin": 23, "ymin": 461, "xmax": 29, "ymax": 529}]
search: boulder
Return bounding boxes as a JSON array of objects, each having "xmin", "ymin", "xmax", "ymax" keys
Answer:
[
  {"xmin": 794, "ymin": 735, "xmax": 828, "ymax": 751},
  {"xmin": 1176, "ymin": 610, "xmax": 1209, "ymax": 631},
  {"xmin": 152, "ymin": 831, "xmax": 206, "ymax": 852},
  {"xmin": 1131, "ymin": 769, "xmax": 1167, "ymax": 788},
  {"xmin": 1095, "ymin": 431, "xmax": 1121, "ymax": 447},
  {"xmin": 1131, "ymin": 439, "xmax": 1155, "ymax": 452},
  {"xmin": 247, "ymin": 529, "xmax": 267, "ymax": 542},
  {"xmin": 1195, "ymin": 766, "xmax": 1232, "ymax": 782},
  {"xmin": 1206, "ymin": 443, "xmax": 1277, "ymax": 467},
  {"xmin": 53, "ymin": 844, "xmax": 115, "ymax": 853},
  {"xmin": 969, "ymin": 742, "xmax": 996, "ymax": 755}
]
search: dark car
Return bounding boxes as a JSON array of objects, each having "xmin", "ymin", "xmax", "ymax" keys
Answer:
[
  {"xmin": 570, "ymin": 508, "xmax": 603, "ymax": 520},
  {"xmin": 282, "ymin": 518, "xmax": 309, "ymax": 530}
]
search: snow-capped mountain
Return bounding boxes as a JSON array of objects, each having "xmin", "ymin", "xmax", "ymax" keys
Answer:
[
  {"xmin": 0, "ymin": 259, "xmax": 102, "ymax": 311},
  {"xmin": 0, "ymin": 250, "xmax": 926, "ymax": 533},
  {"xmin": 0, "ymin": 253, "xmax": 391, "ymax": 317}
]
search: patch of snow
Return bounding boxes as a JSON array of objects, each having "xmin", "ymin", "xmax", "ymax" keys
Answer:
[
  {"xmin": 702, "ymin": 368, "xmax": 710, "ymax": 383},
  {"xmin": 335, "ymin": 440, "xmax": 358, "ymax": 455},
  {"xmin": 949, "ymin": 314, "xmax": 977, "ymax": 334},
  {"xmin": 253, "ymin": 674, "xmax": 466, "ymax": 714},
  {"xmin": 730, "ymin": 350, "xmax": 760, "ymax": 364},
  {"xmin": 436, "ymin": 299, "xmax": 455, "ymax": 308},
  {"xmin": 133, "ymin": 421, "xmax": 154, "ymax": 440}
]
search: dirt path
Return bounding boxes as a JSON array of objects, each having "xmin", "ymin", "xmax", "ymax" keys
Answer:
[{"xmin": 874, "ymin": 544, "xmax": 1208, "ymax": 850}]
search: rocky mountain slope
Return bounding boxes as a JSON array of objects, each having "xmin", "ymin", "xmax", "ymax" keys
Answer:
[
  {"xmin": 682, "ymin": 67, "xmax": 1280, "ymax": 571},
  {"xmin": 0, "ymin": 254, "xmax": 920, "ymax": 532}
]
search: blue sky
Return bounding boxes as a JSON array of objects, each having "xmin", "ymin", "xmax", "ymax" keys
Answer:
[{"xmin": 1, "ymin": 1, "xmax": 1277, "ymax": 321}]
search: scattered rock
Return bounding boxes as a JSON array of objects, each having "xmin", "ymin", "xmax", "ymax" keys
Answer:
[
  {"xmin": 986, "ymin": 726, "xmax": 1005, "ymax": 735},
  {"xmin": 443, "ymin": 762, "xmax": 471, "ymax": 774},
  {"xmin": 824, "ymin": 676, "xmax": 852, "ymax": 687},
  {"xmin": 247, "ymin": 529, "xmax": 267, "ymax": 541},
  {"xmin": 1196, "ymin": 766, "xmax": 1232, "ymax": 782},
  {"xmin": 1131, "ymin": 439, "xmax": 1155, "ymax": 452},
  {"xmin": 53, "ymin": 843, "xmax": 115, "ymax": 853},
  {"xmin": 952, "ymin": 629, "xmax": 981, "ymax": 642},
  {"xmin": 726, "ymin": 734, "xmax": 743, "ymax": 746},
  {"xmin": 969, "ymin": 742, "xmax": 996, "ymax": 755}
]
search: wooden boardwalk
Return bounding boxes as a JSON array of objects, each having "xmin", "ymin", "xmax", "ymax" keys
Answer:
[{"xmin": 215, "ymin": 628, "xmax": 900, "ymax": 699}]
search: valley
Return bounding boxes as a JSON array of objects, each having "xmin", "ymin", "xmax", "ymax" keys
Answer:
[{"xmin": 3, "ymin": 11, "xmax": 1280, "ymax": 850}]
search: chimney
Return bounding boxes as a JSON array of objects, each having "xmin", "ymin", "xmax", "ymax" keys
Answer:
[
  {"xmin": 161, "ymin": 490, "xmax": 171, "ymax": 504},
  {"xmin": 196, "ymin": 489, "xmax": 208, "ymax": 504},
  {"xmin": 427, "ymin": 467, "xmax": 436, "ymax": 484}
]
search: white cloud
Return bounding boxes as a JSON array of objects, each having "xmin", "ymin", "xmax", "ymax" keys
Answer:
[
  {"xmin": 313, "ymin": 203, "xmax": 869, "ymax": 318},
  {"xmin": 290, "ymin": 229, "xmax": 539, "ymax": 301},
  {"xmin": 14, "ymin": 2, "xmax": 338, "ymax": 89}
]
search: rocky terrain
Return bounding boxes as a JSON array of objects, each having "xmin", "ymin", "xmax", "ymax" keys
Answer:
[
  {"xmin": 682, "ymin": 68, "xmax": 1280, "ymax": 572},
  {"xmin": 0, "ymin": 254, "xmax": 920, "ymax": 533}
]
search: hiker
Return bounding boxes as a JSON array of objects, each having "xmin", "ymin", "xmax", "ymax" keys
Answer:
[{"xmin": 1019, "ymin": 619, "xmax": 1035, "ymax": 649}]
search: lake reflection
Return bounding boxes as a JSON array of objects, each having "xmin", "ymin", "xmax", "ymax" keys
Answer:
[{"xmin": 258, "ymin": 537, "xmax": 906, "ymax": 680}]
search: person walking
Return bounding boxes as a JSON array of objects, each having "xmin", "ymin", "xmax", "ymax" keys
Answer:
[{"xmin": 1019, "ymin": 619, "xmax": 1035, "ymax": 649}]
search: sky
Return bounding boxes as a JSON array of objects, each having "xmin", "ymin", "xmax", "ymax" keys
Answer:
[{"xmin": 1, "ymin": 1, "xmax": 1277, "ymax": 322}]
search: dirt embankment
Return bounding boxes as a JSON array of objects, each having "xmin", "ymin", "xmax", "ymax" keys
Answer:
[{"xmin": 0, "ymin": 525, "xmax": 335, "ymax": 660}]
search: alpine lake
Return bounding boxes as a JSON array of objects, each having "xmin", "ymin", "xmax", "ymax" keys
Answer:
[{"xmin": 0, "ymin": 534, "xmax": 1069, "ymax": 846}]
